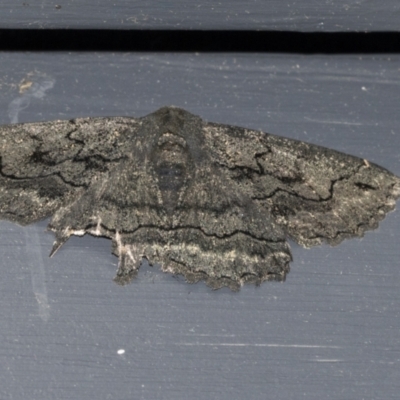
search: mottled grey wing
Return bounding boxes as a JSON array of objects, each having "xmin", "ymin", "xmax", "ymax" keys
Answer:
[
  {"xmin": 0, "ymin": 116, "xmax": 139, "ymax": 225},
  {"xmin": 204, "ymin": 122, "xmax": 400, "ymax": 247}
]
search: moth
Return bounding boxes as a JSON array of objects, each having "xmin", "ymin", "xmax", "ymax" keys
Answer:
[{"xmin": 0, "ymin": 107, "xmax": 399, "ymax": 290}]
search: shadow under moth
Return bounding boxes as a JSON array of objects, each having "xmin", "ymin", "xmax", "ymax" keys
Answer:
[{"xmin": 0, "ymin": 107, "xmax": 399, "ymax": 290}]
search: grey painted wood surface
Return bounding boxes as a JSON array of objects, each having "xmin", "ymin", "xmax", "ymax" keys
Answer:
[
  {"xmin": 0, "ymin": 53, "xmax": 399, "ymax": 400},
  {"xmin": 1, "ymin": 1, "xmax": 399, "ymax": 31}
]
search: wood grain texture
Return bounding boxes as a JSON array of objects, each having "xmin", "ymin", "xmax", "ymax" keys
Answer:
[
  {"xmin": 0, "ymin": 53, "xmax": 399, "ymax": 400},
  {"xmin": 0, "ymin": 0, "xmax": 399, "ymax": 31}
]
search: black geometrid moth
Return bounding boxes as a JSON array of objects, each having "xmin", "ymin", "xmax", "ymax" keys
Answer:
[{"xmin": 0, "ymin": 107, "xmax": 399, "ymax": 290}]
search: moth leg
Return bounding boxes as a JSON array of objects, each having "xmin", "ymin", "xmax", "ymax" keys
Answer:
[
  {"xmin": 49, "ymin": 229, "xmax": 73, "ymax": 257},
  {"xmin": 112, "ymin": 232, "xmax": 141, "ymax": 286}
]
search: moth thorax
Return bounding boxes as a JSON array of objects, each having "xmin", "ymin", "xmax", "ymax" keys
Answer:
[{"xmin": 153, "ymin": 133, "xmax": 191, "ymax": 192}]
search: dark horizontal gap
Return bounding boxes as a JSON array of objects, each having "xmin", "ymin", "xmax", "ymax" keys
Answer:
[{"xmin": 1, "ymin": 29, "xmax": 400, "ymax": 53}]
